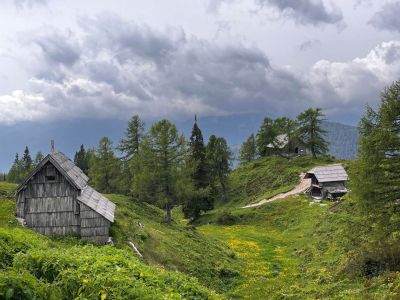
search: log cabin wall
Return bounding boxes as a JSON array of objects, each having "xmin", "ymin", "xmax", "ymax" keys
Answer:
[
  {"xmin": 17, "ymin": 161, "xmax": 81, "ymax": 236},
  {"xmin": 80, "ymin": 202, "xmax": 110, "ymax": 244}
]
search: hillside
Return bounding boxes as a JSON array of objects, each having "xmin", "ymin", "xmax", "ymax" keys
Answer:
[
  {"xmin": 2, "ymin": 155, "xmax": 399, "ymax": 299},
  {"xmin": 196, "ymin": 157, "xmax": 400, "ymax": 299},
  {"xmin": 0, "ymin": 183, "xmax": 226, "ymax": 299}
]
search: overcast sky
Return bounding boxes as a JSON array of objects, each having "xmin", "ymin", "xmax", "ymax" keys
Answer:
[{"xmin": 1, "ymin": 0, "xmax": 400, "ymax": 125}]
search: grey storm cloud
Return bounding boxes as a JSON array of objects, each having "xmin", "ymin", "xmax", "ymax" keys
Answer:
[
  {"xmin": 255, "ymin": 0, "xmax": 343, "ymax": 25},
  {"xmin": 299, "ymin": 39, "xmax": 321, "ymax": 51},
  {"xmin": 370, "ymin": 2, "xmax": 400, "ymax": 33},
  {"xmin": 14, "ymin": 0, "xmax": 47, "ymax": 9},
  {"xmin": 208, "ymin": 0, "xmax": 343, "ymax": 26},
  {"xmin": 1, "ymin": 13, "xmax": 399, "ymax": 124}
]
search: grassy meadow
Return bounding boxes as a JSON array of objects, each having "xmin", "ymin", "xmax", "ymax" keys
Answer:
[{"xmin": 2, "ymin": 156, "xmax": 400, "ymax": 299}]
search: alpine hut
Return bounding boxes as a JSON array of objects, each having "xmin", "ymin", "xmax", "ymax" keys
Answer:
[
  {"xmin": 15, "ymin": 148, "xmax": 115, "ymax": 244},
  {"xmin": 304, "ymin": 164, "xmax": 348, "ymax": 199},
  {"xmin": 266, "ymin": 134, "xmax": 308, "ymax": 156}
]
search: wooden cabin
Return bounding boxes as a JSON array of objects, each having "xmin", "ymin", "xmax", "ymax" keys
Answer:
[
  {"xmin": 15, "ymin": 151, "xmax": 115, "ymax": 244},
  {"xmin": 267, "ymin": 134, "xmax": 308, "ymax": 156},
  {"xmin": 304, "ymin": 164, "xmax": 348, "ymax": 199}
]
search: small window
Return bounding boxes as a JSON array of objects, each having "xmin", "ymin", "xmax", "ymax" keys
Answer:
[
  {"xmin": 45, "ymin": 175, "xmax": 56, "ymax": 181},
  {"xmin": 46, "ymin": 165, "xmax": 56, "ymax": 176}
]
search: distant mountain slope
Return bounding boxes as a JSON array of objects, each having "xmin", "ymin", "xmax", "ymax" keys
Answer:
[
  {"xmin": 0, "ymin": 114, "xmax": 359, "ymax": 171},
  {"xmin": 322, "ymin": 121, "xmax": 359, "ymax": 159}
]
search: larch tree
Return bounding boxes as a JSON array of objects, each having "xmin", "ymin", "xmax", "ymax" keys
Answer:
[
  {"xmin": 239, "ymin": 133, "xmax": 257, "ymax": 164},
  {"xmin": 117, "ymin": 115, "xmax": 145, "ymax": 161},
  {"xmin": 297, "ymin": 108, "xmax": 329, "ymax": 158},
  {"xmin": 351, "ymin": 81, "xmax": 400, "ymax": 242},
  {"xmin": 132, "ymin": 120, "xmax": 187, "ymax": 224},
  {"xmin": 256, "ymin": 117, "xmax": 276, "ymax": 157},
  {"xmin": 89, "ymin": 137, "xmax": 121, "ymax": 194}
]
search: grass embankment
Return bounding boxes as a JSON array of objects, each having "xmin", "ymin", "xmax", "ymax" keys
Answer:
[
  {"xmin": 198, "ymin": 156, "xmax": 400, "ymax": 299},
  {"xmin": 108, "ymin": 194, "xmax": 238, "ymax": 293},
  {"xmin": 0, "ymin": 182, "xmax": 224, "ymax": 299}
]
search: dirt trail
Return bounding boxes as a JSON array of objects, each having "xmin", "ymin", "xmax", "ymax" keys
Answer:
[{"xmin": 243, "ymin": 174, "xmax": 311, "ymax": 208}]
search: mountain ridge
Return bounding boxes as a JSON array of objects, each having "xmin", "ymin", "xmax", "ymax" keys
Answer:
[{"xmin": 0, "ymin": 115, "xmax": 359, "ymax": 171}]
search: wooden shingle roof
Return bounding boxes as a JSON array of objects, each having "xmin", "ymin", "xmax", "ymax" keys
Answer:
[
  {"xmin": 50, "ymin": 152, "xmax": 89, "ymax": 190},
  {"xmin": 78, "ymin": 186, "xmax": 115, "ymax": 222},
  {"xmin": 306, "ymin": 164, "xmax": 348, "ymax": 183}
]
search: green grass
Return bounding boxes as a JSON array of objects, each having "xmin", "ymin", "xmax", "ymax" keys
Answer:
[
  {"xmin": 108, "ymin": 194, "xmax": 239, "ymax": 293},
  {"xmin": 0, "ymin": 182, "xmax": 17, "ymax": 198},
  {"xmin": 195, "ymin": 156, "xmax": 400, "ymax": 299},
  {"xmin": 0, "ymin": 198, "xmax": 223, "ymax": 299},
  {"xmin": 2, "ymin": 155, "xmax": 400, "ymax": 299}
]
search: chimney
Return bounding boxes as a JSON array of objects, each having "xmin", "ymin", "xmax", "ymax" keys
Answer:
[{"xmin": 51, "ymin": 140, "xmax": 55, "ymax": 153}]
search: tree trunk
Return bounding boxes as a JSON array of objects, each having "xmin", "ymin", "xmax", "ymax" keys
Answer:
[
  {"xmin": 165, "ymin": 203, "xmax": 171, "ymax": 224},
  {"xmin": 220, "ymin": 178, "xmax": 227, "ymax": 202},
  {"xmin": 311, "ymin": 145, "xmax": 317, "ymax": 159}
]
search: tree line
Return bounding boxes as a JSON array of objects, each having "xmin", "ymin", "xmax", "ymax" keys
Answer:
[
  {"xmin": 350, "ymin": 80, "xmax": 400, "ymax": 269},
  {"xmin": 239, "ymin": 108, "xmax": 329, "ymax": 164},
  {"xmin": 7, "ymin": 148, "xmax": 44, "ymax": 183},
  {"xmin": 6, "ymin": 117, "xmax": 231, "ymax": 223},
  {"xmin": 6, "ymin": 107, "xmax": 328, "ymax": 223}
]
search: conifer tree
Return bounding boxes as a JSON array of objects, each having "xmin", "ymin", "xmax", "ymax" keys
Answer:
[
  {"xmin": 74, "ymin": 145, "xmax": 89, "ymax": 174},
  {"xmin": 33, "ymin": 151, "xmax": 44, "ymax": 167},
  {"xmin": 131, "ymin": 120, "xmax": 187, "ymax": 224},
  {"xmin": 89, "ymin": 137, "xmax": 121, "ymax": 193},
  {"xmin": 118, "ymin": 115, "xmax": 145, "ymax": 161},
  {"xmin": 239, "ymin": 133, "xmax": 257, "ymax": 164},
  {"xmin": 256, "ymin": 117, "xmax": 276, "ymax": 157},
  {"xmin": 206, "ymin": 135, "xmax": 232, "ymax": 202},
  {"xmin": 22, "ymin": 146, "xmax": 32, "ymax": 172},
  {"xmin": 352, "ymin": 81, "xmax": 400, "ymax": 241},
  {"xmin": 7, "ymin": 153, "xmax": 23, "ymax": 183},
  {"xmin": 297, "ymin": 108, "xmax": 329, "ymax": 158},
  {"xmin": 183, "ymin": 117, "xmax": 212, "ymax": 220}
]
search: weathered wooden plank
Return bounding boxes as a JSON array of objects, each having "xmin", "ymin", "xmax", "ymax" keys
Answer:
[
  {"xmin": 80, "ymin": 209, "xmax": 102, "ymax": 219},
  {"xmin": 25, "ymin": 197, "xmax": 75, "ymax": 213},
  {"xmin": 31, "ymin": 226, "xmax": 80, "ymax": 236},
  {"xmin": 81, "ymin": 218, "xmax": 110, "ymax": 228},
  {"xmin": 25, "ymin": 212, "xmax": 80, "ymax": 227}
]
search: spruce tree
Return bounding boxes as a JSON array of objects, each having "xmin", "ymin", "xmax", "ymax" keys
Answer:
[
  {"xmin": 7, "ymin": 153, "xmax": 22, "ymax": 183},
  {"xmin": 239, "ymin": 133, "xmax": 257, "ymax": 164},
  {"xmin": 206, "ymin": 135, "xmax": 232, "ymax": 202},
  {"xmin": 297, "ymin": 108, "xmax": 329, "ymax": 158},
  {"xmin": 74, "ymin": 145, "xmax": 88, "ymax": 174},
  {"xmin": 118, "ymin": 115, "xmax": 145, "ymax": 161},
  {"xmin": 183, "ymin": 117, "xmax": 212, "ymax": 220},
  {"xmin": 22, "ymin": 146, "xmax": 32, "ymax": 172}
]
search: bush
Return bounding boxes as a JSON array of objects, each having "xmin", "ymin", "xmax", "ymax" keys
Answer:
[
  {"xmin": 0, "ymin": 270, "xmax": 60, "ymax": 300},
  {"xmin": 0, "ymin": 228, "xmax": 48, "ymax": 269},
  {"xmin": 14, "ymin": 246, "xmax": 220, "ymax": 299},
  {"xmin": 216, "ymin": 211, "xmax": 239, "ymax": 226}
]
